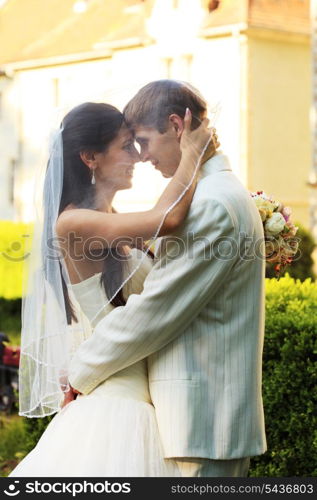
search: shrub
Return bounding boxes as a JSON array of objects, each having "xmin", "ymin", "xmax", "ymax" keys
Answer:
[
  {"xmin": 266, "ymin": 224, "xmax": 316, "ymax": 281},
  {"xmin": 250, "ymin": 275, "xmax": 317, "ymax": 476}
]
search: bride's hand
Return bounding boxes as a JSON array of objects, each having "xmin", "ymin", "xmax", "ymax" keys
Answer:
[
  {"xmin": 180, "ymin": 109, "xmax": 220, "ymax": 161},
  {"xmin": 61, "ymin": 384, "xmax": 81, "ymax": 408}
]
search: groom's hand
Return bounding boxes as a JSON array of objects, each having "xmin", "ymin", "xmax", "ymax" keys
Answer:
[
  {"xmin": 61, "ymin": 384, "xmax": 82, "ymax": 408},
  {"xmin": 182, "ymin": 112, "xmax": 220, "ymax": 166},
  {"xmin": 201, "ymin": 127, "xmax": 220, "ymax": 164}
]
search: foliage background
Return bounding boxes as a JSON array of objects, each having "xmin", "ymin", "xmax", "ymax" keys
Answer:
[{"xmin": 250, "ymin": 275, "xmax": 317, "ymax": 477}]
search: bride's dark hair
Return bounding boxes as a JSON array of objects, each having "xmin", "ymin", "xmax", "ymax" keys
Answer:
[{"xmin": 58, "ymin": 102, "xmax": 127, "ymax": 324}]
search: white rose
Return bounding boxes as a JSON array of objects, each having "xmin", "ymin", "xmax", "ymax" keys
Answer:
[{"xmin": 264, "ymin": 212, "xmax": 285, "ymax": 236}]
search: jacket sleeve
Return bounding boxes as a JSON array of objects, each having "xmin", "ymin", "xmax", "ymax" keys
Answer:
[{"xmin": 68, "ymin": 199, "xmax": 237, "ymax": 394}]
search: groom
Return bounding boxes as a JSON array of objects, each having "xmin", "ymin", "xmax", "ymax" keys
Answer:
[{"xmin": 68, "ymin": 80, "xmax": 266, "ymax": 477}]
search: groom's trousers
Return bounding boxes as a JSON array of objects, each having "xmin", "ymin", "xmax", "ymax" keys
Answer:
[{"xmin": 173, "ymin": 457, "xmax": 250, "ymax": 477}]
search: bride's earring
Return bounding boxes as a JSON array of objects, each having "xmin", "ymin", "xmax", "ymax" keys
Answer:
[{"xmin": 91, "ymin": 170, "xmax": 96, "ymax": 185}]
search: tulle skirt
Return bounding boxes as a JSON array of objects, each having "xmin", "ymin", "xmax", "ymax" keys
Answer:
[{"xmin": 10, "ymin": 394, "xmax": 180, "ymax": 477}]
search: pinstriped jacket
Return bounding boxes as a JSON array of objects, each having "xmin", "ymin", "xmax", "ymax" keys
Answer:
[{"xmin": 69, "ymin": 152, "xmax": 267, "ymax": 459}]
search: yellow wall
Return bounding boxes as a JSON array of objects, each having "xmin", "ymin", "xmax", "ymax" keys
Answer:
[
  {"xmin": 191, "ymin": 35, "xmax": 244, "ymax": 181},
  {"xmin": 247, "ymin": 33, "xmax": 312, "ymax": 228}
]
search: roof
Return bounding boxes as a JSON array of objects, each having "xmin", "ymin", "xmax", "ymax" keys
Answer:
[
  {"xmin": 0, "ymin": 0, "xmax": 154, "ymax": 64},
  {"xmin": 202, "ymin": 0, "xmax": 310, "ymax": 34},
  {"xmin": 0, "ymin": 0, "xmax": 311, "ymax": 66},
  {"xmin": 248, "ymin": 0, "xmax": 310, "ymax": 34}
]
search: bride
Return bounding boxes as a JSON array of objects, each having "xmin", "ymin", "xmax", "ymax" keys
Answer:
[{"xmin": 10, "ymin": 101, "xmax": 216, "ymax": 476}]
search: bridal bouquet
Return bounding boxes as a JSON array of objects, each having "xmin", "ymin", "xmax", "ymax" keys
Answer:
[{"xmin": 251, "ymin": 191, "xmax": 299, "ymax": 278}]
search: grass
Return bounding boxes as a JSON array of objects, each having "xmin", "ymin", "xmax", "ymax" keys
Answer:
[{"xmin": 0, "ymin": 414, "xmax": 27, "ymax": 477}]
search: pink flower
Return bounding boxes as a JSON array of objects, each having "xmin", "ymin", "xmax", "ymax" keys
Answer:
[{"xmin": 281, "ymin": 206, "xmax": 292, "ymax": 222}]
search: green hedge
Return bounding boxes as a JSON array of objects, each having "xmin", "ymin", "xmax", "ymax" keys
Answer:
[
  {"xmin": 3, "ymin": 275, "xmax": 317, "ymax": 476},
  {"xmin": 249, "ymin": 275, "xmax": 317, "ymax": 476}
]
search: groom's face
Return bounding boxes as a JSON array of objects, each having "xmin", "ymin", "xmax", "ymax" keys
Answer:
[{"xmin": 134, "ymin": 123, "xmax": 182, "ymax": 178}]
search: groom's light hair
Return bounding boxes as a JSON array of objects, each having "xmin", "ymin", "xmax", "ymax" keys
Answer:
[{"xmin": 123, "ymin": 80, "xmax": 207, "ymax": 133}]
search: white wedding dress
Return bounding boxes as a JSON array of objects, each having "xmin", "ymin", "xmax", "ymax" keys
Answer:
[{"xmin": 10, "ymin": 249, "xmax": 180, "ymax": 477}]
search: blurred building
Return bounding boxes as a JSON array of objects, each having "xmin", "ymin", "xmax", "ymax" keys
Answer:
[
  {"xmin": 0, "ymin": 0, "xmax": 313, "ymax": 230},
  {"xmin": 310, "ymin": 0, "xmax": 317, "ymax": 239}
]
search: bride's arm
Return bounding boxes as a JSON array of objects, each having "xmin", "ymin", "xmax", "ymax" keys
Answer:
[{"xmin": 56, "ymin": 110, "xmax": 215, "ymax": 246}]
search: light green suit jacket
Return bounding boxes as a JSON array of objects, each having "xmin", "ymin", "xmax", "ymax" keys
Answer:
[{"xmin": 69, "ymin": 152, "xmax": 267, "ymax": 459}]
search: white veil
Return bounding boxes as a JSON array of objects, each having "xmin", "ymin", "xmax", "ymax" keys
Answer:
[
  {"xmin": 19, "ymin": 128, "xmax": 72, "ymax": 416},
  {"xmin": 19, "ymin": 81, "xmax": 218, "ymax": 417}
]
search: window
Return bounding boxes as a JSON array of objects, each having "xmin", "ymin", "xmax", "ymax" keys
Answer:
[{"xmin": 208, "ymin": 0, "xmax": 220, "ymax": 13}]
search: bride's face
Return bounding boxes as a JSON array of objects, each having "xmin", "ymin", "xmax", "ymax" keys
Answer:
[{"xmin": 94, "ymin": 126, "xmax": 140, "ymax": 190}]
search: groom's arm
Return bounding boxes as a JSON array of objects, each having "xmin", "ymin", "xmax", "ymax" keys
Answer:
[{"xmin": 69, "ymin": 199, "xmax": 237, "ymax": 394}]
